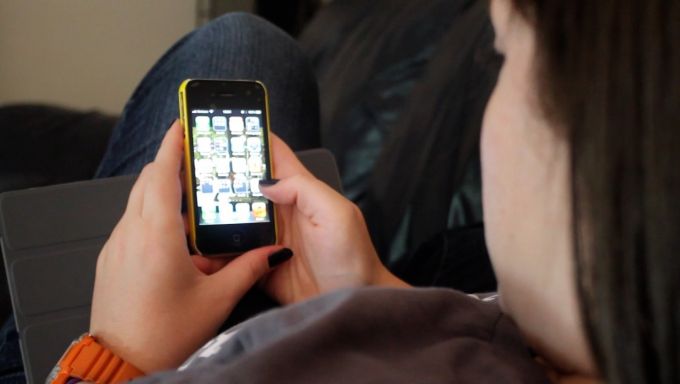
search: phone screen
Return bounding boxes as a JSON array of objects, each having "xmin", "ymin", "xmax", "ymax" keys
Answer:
[{"xmin": 190, "ymin": 108, "xmax": 270, "ymax": 226}]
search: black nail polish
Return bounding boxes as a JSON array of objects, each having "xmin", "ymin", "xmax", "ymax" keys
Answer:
[
  {"xmin": 259, "ymin": 178, "xmax": 280, "ymax": 187},
  {"xmin": 268, "ymin": 248, "xmax": 293, "ymax": 268}
]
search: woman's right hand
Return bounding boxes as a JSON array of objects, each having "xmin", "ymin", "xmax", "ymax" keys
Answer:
[{"xmin": 258, "ymin": 135, "xmax": 408, "ymax": 305}]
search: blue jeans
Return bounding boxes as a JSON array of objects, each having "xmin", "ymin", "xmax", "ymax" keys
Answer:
[
  {"xmin": 96, "ymin": 12, "xmax": 319, "ymax": 177},
  {"xmin": 1, "ymin": 13, "xmax": 318, "ymax": 383}
]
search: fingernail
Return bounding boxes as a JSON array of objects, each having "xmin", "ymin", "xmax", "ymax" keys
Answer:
[
  {"xmin": 268, "ymin": 248, "xmax": 293, "ymax": 268},
  {"xmin": 259, "ymin": 179, "xmax": 280, "ymax": 187}
]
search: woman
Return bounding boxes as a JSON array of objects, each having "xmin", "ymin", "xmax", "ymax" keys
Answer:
[{"xmin": 50, "ymin": 0, "xmax": 679, "ymax": 382}]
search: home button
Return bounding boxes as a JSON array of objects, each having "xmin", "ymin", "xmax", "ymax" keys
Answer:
[{"xmin": 231, "ymin": 232, "xmax": 244, "ymax": 246}]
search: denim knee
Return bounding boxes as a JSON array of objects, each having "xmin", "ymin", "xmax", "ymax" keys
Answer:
[
  {"xmin": 198, "ymin": 12, "xmax": 288, "ymax": 42},
  {"xmin": 95, "ymin": 10, "xmax": 320, "ymax": 178},
  {"xmin": 179, "ymin": 12, "xmax": 320, "ymax": 149},
  {"xmin": 188, "ymin": 12, "xmax": 303, "ymax": 62}
]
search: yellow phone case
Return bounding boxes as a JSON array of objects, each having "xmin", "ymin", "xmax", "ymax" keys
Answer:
[{"xmin": 178, "ymin": 79, "xmax": 277, "ymax": 255}]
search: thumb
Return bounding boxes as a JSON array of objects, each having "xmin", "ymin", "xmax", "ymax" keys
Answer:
[
  {"xmin": 208, "ymin": 246, "xmax": 293, "ymax": 300},
  {"xmin": 260, "ymin": 175, "xmax": 347, "ymax": 222}
]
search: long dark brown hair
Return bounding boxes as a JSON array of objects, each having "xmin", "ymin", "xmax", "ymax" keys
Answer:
[{"xmin": 509, "ymin": 0, "xmax": 680, "ymax": 382}]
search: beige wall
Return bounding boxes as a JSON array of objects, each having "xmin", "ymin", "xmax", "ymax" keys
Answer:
[{"xmin": 0, "ymin": 1, "xmax": 198, "ymax": 114}]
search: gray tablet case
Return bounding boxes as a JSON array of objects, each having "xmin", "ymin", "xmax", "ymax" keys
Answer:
[{"xmin": 0, "ymin": 148, "xmax": 341, "ymax": 384}]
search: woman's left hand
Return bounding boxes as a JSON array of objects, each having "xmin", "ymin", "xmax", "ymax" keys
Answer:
[{"xmin": 89, "ymin": 120, "xmax": 287, "ymax": 373}]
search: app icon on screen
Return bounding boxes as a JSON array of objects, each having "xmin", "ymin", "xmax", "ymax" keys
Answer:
[
  {"xmin": 195, "ymin": 116, "xmax": 210, "ymax": 132},
  {"xmin": 248, "ymin": 155, "xmax": 263, "ymax": 173},
  {"xmin": 214, "ymin": 137, "xmax": 228, "ymax": 153},
  {"xmin": 250, "ymin": 178, "xmax": 261, "ymax": 195},
  {"xmin": 200, "ymin": 179, "xmax": 214, "ymax": 193},
  {"xmin": 252, "ymin": 201, "xmax": 267, "ymax": 219},
  {"xmin": 218, "ymin": 203, "xmax": 233, "ymax": 221},
  {"xmin": 217, "ymin": 178, "xmax": 232, "ymax": 193},
  {"xmin": 197, "ymin": 137, "xmax": 212, "ymax": 154},
  {"xmin": 247, "ymin": 137, "xmax": 262, "ymax": 153},
  {"xmin": 235, "ymin": 203, "xmax": 251, "ymax": 218},
  {"xmin": 212, "ymin": 116, "xmax": 227, "ymax": 133},
  {"xmin": 197, "ymin": 158, "xmax": 214, "ymax": 175},
  {"xmin": 245, "ymin": 116, "xmax": 261, "ymax": 133},
  {"xmin": 229, "ymin": 116, "xmax": 245, "ymax": 133},
  {"xmin": 231, "ymin": 158, "xmax": 247, "ymax": 173},
  {"xmin": 233, "ymin": 174, "xmax": 249, "ymax": 194},
  {"xmin": 202, "ymin": 203, "xmax": 217, "ymax": 223},
  {"xmin": 197, "ymin": 189, "xmax": 211, "ymax": 206},
  {"xmin": 214, "ymin": 155, "xmax": 230, "ymax": 175},
  {"xmin": 230, "ymin": 136, "xmax": 245, "ymax": 154}
]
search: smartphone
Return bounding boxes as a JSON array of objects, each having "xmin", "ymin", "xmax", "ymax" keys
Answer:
[{"xmin": 178, "ymin": 79, "xmax": 277, "ymax": 256}]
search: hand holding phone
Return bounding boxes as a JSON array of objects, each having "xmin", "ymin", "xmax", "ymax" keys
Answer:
[{"xmin": 90, "ymin": 121, "xmax": 288, "ymax": 373}]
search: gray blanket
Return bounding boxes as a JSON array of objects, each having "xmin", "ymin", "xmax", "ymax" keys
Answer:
[{"xmin": 136, "ymin": 288, "xmax": 549, "ymax": 383}]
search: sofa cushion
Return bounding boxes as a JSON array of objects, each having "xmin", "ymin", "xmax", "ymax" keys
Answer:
[{"xmin": 0, "ymin": 104, "xmax": 116, "ymax": 194}]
